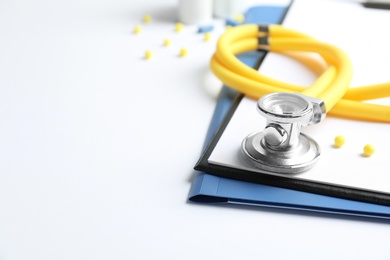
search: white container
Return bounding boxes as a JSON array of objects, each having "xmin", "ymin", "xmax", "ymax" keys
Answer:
[
  {"xmin": 213, "ymin": 0, "xmax": 246, "ymax": 19},
  {"xmin": 178, "ymin": 0, "xmax": 213, "ymax": 25}
]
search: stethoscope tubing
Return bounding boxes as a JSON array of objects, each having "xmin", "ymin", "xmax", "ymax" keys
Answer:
[{"xmin": 211, "ymin": 24, "xmax": 390, "ymax": 122}]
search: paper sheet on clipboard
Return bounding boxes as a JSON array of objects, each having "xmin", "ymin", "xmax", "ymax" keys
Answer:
[{"xmin": 201, "ymin": 0, "xmax": 390, "ymax": 204}]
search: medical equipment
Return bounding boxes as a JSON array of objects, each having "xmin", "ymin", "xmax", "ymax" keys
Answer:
[{"xmin": 210, "ymin": 24, "xmax": 390, "ymax": 173}]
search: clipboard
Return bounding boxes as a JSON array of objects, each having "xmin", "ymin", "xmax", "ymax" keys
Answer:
[{"xmin": 189, "ymin": 2, "xmax": 390, "ymax": 219}]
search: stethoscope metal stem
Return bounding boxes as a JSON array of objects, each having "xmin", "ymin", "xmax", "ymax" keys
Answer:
[{"xmin": 241, "ymin": 92, "xmax": 326, "ymax": 174}]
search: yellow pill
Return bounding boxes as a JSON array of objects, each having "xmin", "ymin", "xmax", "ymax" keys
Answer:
[
  {"xmin": 179, "ymin": 48, "xmax": 187, "ymax": 57},
  {"xmin": 235, "ymin": 14, "xmax": 245, "ymax": 23},
  {"xmin": 204, "ymin": 32, "xmax": 211, "ymax": 41},
  {"xmin": 143, "ymin": 15, "xmax": 151, "ymax": 23},
  {"xmin": 175, "ymin": 22, "xmax": 184, "ymax": 32},
  {"xmin": 363, "ymin": 144, "xmax": 375, "ymax": 157},
  {"xmin": 144, "ymin": 50, "xmax": 153, "ymax": 59},
  {"xmin": 334, "ymin": 135, "xmax": 345, "ymax": 148},
  {"xmin": 133, "ymin": 25, "xmax": 142, "ymax": 34},
  {"xmin": 163, "ymin": 38, "xmax": 171, "ymax": 46}
]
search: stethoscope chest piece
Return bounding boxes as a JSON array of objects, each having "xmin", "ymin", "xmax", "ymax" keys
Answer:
[{"xmin": 241, "ymin": 92, "xmax": 326, "ymax": 174}]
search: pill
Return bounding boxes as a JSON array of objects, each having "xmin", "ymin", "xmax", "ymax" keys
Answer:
[
  {"xmin": 179, "ymin": 48, "xmax": 188, "ymax": 57},
  {"xmin": 235, "ymin": 14, "xmax": 245, "ymax": 23},
  {"xmin": 145, "ymin": 50, "xmax": 153, "ymax": 59},
  {"xmin": 163, "ymin": 39, "xmax": 171, "ymax": 46},
  {"xmin": 143, "ymin": 15, "xmax": 151, "ymax": 23},
  {"xmin": 204, "ymin": 32, "xmax": 211, "ymax": 41},
  {"xmin": 134, "ymin": 25, "xmax": 142, "ymax": 34},
  {"xmin": 334, "ymin": 135, "xmax": 345, "ymax": 148},
  {"xmin": 363, "ymin": 144, "xmax": 375, "ymax": 157},
  {"xmin": 175, "ymin": 22, "xmax": 184, "ymax": 32}
]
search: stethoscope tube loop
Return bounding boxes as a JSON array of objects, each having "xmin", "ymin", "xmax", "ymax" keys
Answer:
[{"xmin": 211, "ymin": 24, "xmax": 390, "ymax": 123}]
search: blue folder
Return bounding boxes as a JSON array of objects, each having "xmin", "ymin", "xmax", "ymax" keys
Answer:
[{"xmin": 188, "ymin": 5, "xmax": 390, "ymax": 220}]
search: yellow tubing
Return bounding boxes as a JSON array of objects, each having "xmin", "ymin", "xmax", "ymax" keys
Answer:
[
  {"xmin": 211, "ymin": 24, "xmax": 390, "ymax": 122},
  {"xmin": 344, "ymin": 83, "xmax": 390, "ymax": 101}
]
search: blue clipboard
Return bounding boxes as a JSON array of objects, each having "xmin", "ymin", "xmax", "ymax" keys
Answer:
[{"xmin": 188, "ymin": 5, "xmax": 390, "ymax": 220}]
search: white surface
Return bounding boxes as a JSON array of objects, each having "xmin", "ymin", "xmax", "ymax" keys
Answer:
[{"xmin": 0, "ymin": 0, "xmax": 390, "ymax": 260}]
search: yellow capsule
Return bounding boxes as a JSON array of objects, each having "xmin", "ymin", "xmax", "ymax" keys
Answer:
[
  {"xmin": 334, "ymin": 135, "xmax": 345, "ymax": 148},
  {"xmin": 235, "ymin": 14, "xmax": 245, "ymax": 23},
  {"xmin": 145, "ymin": 50, "xmax": 153, "ymax": 59},
  {"xmin": 204, "ymin": 32, "xmax": 211, "ymax": 42},
  {"xmin": 363, "ymin": 144, "xmax": 375, "ymax": 157},
  {"xmin": 179, "ymin": 48, "xmax": 187, "ymax": 57},
  {"xmin": 143, "ymin": 15, "xmax": 151, "ymax": 23},
  {"xmin": 163, "ymin": 38, "xmax": 171, "ymax": 47},
  {"xmin": 175, "ymin": 22, "xmax": 184, "ymax": 32},
  {"xmin": 133, "ymin": 25, "xmax": 142, "ymax": 34}
]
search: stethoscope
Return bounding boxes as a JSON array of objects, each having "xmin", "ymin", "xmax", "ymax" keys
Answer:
[{"xmin": 210, "ymin": 24, "xmax": 390, "ymax": 174}]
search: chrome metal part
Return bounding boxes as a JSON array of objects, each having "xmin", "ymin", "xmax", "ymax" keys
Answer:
[{"xmin": 241, "ymin": 92, "xmax": 326, "ymax": 174}]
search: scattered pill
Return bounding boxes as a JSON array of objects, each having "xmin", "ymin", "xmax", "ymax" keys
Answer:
[
  {"xmin": 175, "ymin": 22, "xmax": 184, "ymax": 32},
  {"xmin": 179, "ymin": 48, "xmax": 187, "ymax": 57},
  {"xmin": 204, "ymin": 32, "xmax": 211, "ymax": 41},
  {"xmin": 363, "ymin": 144, "xmax": 375, "ymax": 157},
  {"xmin": 133, "ymin": 25, "xmax": 142, "ymax": 34},
  {"xmin": 235, "ymin": 14, "xmax": 245, "ymax": 23},
  {"xmin": 145, "ymin": 50, "xmax": 153, "ymax": 59},
  {"xmin": 334, "ymin": 135, "xmax": 345, "ymax": 148},
  {"xmin": 163, "ymin": 38, "xmax": 171, "ymax": 46},
  {"xmin": 143, "ymin": 15, "xmax": 151, "ymax": 23}
]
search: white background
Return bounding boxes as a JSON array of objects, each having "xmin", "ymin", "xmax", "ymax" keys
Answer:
[{"xmin": 0, "ymin": 0, "xmax": 389, "ymax": 259}]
